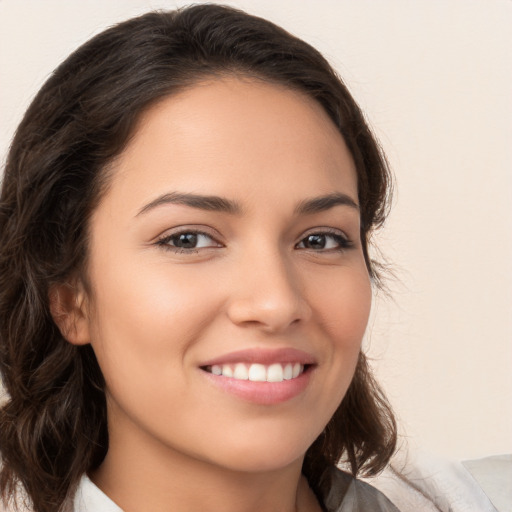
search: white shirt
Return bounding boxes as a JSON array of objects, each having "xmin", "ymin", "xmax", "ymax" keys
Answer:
[
  {"xmin": 72, "ymin": 475, "xmax": 122, "ymax": 512},
  {"xmin": 70, "ymin": 454, "xmax": 507, "ymax": 512},
  {"xmin": 71, "ymin": 468, "xmax": 399, "ymax": 512}
]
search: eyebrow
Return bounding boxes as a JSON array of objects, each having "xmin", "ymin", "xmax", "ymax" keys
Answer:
[
  {"xmin": 137, "ymin": 192, "xmax": 242, "ymax": 216},
  {"xmin": 294, "ymin": 193, "xmax": 359, "ymax": 215},
  {"xmin": 136, "ymin": 191, "xmax": 359, "ymax": 217}
]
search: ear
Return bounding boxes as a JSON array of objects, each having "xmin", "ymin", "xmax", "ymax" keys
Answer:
[{"xmin": 48, "ymin": 280, "xmax": 91, "ymax": 345}]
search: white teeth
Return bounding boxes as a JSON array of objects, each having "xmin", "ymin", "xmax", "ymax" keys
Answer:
[
  {"xmin": 267, "ymin": 363, "xmax": 284, "ymax": 382},
  {"xmin": 222, "ymin": 365, "xmax": 233, "ymax": 378},
  {"xmin": 233, "ymin": 363, "xmax": 249, "ymax": 380},
  {"xmin": 207, "ymin": 362, "xmax": 305, "ymax": 382},
  {"xmin": 248, "ymin": 363, "xmax": 266, "ymax": 382}
]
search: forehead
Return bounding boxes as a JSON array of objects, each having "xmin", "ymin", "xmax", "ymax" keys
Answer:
[{"xmin": 105, "ymin": 77, "xmax": 357, "ymax": 213}]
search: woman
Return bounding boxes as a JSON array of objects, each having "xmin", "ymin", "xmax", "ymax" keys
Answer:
[{"xmin": 0, "ymin": 5, "xmax": 398, "ymax": 511}]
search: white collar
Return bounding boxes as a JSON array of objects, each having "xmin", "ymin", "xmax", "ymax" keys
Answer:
[{"xmin": 72, "ymin": 474, "xmax": 124, "ymax": 512}]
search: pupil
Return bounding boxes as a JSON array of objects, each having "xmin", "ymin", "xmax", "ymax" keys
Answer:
[
  {"xmin": 307, "ymin": 234, "xmax": 325, "ymax": 249},
  {"xmin": 177, "ymin": 233, "xmax": 197, "ymax": 248}
]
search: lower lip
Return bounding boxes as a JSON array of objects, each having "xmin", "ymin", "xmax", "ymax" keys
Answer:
[{"xmin": 200, "ymin": 367, "xmax": 313, "ymax": 405}]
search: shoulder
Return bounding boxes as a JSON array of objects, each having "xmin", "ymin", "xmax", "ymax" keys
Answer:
[
  {"xmin": 319, "ymin": 465, "xmax": 400, "ymax": 512},
  {"xmin": 71, "ymin": 467, "xmax": 399, "ymax": 512},
  {"xmin": 363, "ymin": 451, "xmax": 503, "ymax": 512}
]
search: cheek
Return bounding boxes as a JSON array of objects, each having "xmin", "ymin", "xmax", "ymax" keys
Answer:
[
  {"xmin": 313, "ymin": 266, "xmax": 372, "ymax": 347},
  {"xmin": 85, "ymin": 260, "xmax": 222, "ymax": 390},
  {"xmin": 85, "ymin": 264, "xmax": 227, "ymax": 444},
  {"xmin": 309, "ymin": 266, "xmax": 372, "ymax": 403}
]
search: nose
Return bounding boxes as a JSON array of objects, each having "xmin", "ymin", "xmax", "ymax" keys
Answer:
[{"xmin": 226, "ymin": 246, "xmax": 312, "ymax": 333}]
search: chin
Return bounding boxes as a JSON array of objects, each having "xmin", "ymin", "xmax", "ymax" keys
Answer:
[
  {"xmin": 215, "ymin": 449, "xmax": 305, "ymax": 474},
  {"xmin": 198, "ymin": 429, "xmax": 317, "ymax": 474}
]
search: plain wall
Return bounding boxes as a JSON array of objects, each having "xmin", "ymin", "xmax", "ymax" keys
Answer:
[{"xmin": 1, "ymin": 0, "xmax": 511, "ymax": 461}]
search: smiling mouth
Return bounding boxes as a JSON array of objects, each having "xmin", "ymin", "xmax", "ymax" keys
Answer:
[{"xmin": 201, "ymin": 362, "xmax": 310, "ymax": 383}]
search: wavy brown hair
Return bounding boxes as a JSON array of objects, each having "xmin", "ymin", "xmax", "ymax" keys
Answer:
[{"xmin": 0, "ymin": 5, "xmax": 395, "ymax": 511}]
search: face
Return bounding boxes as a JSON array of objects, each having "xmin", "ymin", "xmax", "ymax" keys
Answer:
[{"xmin": 78, "ymin": 78, "xmax": 371, "ymax": 474}]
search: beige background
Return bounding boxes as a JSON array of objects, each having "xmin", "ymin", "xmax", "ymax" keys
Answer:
[{"xmin": 1, "ymin": 0, "xmax": 511, "ymax": 461}]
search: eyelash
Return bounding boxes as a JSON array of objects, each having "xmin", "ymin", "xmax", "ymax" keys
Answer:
[{"xmin": 155, "ymin": 228, "xmax": 353, "ymax": 254}]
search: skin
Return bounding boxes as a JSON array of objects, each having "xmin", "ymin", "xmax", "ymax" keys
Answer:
[{"xmin": 55, "ymin": 77, "xmax": 372, "ymax": 512}]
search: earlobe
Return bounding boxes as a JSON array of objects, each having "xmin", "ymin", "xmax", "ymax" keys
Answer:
[{"xmin": 48, "ymin": 280, "xmax": 91, "ymax": 346}]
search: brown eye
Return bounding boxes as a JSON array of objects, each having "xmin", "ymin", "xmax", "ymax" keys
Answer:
[
  {"xmin": 296, "ymin": 232, "xmax": 352, "ymax": 251},
  {"xmin": 157, "ymin": 231, "xmax": 221, "ymax": 252},
  {"xmin": 303, "ymin": 234, "xmax": 327, "ymax": 249},
  {"xmin": 172, "ymin": 233, "xmax": 199, "ymax": 249}
]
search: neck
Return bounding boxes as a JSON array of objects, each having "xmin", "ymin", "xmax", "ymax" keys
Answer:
[{"xmin": 90, "ymin": 414, "xmax": 321, "ymax": 512}]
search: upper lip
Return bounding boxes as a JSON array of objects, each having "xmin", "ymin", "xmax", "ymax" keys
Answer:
[{"xmin": 199, "ymin": 348, "xmax": 317, "ymax": 367}]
